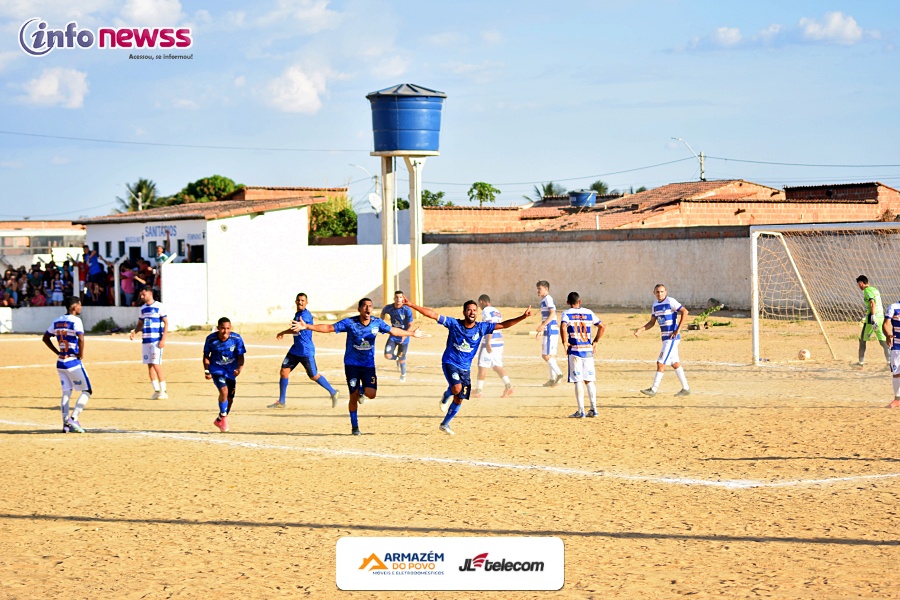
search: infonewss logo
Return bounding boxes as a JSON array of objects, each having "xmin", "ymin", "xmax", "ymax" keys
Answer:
[{"xmin": 19, "ymin": 18, "xmax": 191, "ymax": 57}]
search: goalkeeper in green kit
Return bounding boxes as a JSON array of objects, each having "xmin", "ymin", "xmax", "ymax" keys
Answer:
[{"xmin": 856, "ymin": 275, "xmax": 890, "ymax": 367}]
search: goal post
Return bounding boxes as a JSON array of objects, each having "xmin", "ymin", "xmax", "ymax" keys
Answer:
[{"xmin": 750, "ymin": 222, "xmax": 900, "ymax": 365}]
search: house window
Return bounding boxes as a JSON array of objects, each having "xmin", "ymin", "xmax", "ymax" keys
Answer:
[
  {"xmin": 105, "ymin": 241, "xmax": 112, "ymax": 257},
  {"xmin": 118, "ymin": 241, "xmax": 125, "ymax": 257}
]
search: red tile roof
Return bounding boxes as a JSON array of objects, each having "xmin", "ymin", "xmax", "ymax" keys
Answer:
[
  {"xmin": 74, "ymin": 196, "xmax": 329, "ymax": 225},
  {"xmin": 520, "ymin": 207, "xmax": 564, "ymax": 220}
]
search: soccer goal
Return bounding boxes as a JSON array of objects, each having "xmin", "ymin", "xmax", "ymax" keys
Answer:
[{"xmin": 751, "ymin": 222, "xmax": 900, "ymax": 365}]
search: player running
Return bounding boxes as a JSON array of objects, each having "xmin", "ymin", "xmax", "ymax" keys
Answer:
[
  {"xmin": 290, "ymin": 298, "xmax": 428, "ymax": 435},
  {"xmin": 270, "ymin": 292, "xmax": 339, "ymax": 408},
  {"xmin": 404, "ymin": 299, "xmax": 532, "ymax": 435},
  {"xmin": 129, "ymin": 286, "xmax": 168, "ymax": 399},
  {"xmin": 536, "ymin": 280, "xmax": 564, "ymax": 387},
  {"xmin": 42, "ymin": 296, "xmax": 92, "ymax": 433},
  {"xmin": 559, "ymin": 292, "xmax": 606, "ymax": 418},
  {"xmin": 473, "ymin": 294, "xmax": 514, "ymax": 398},
  {"xmin": 883, "ymin": 300, "xmax": 900, "ymax": 408},
  {"xmin": 856, "ymin": 275, "xmax": 890, "ymax": 367},
  {"xmin": 204, "ymin": 317, "xmax": 247, "ymax": 432},
  {"xmin": 381, "ymin": 290, "xmax": 414, "ymax": 382},
  {"xmin": 633, "ymin": 284, "xmax": 691, "ymax": 397}
]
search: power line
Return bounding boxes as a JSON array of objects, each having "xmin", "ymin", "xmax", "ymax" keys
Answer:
[
  {"xmin": 0, "ymin": 130, "xmax": 367, "ymax": 153},
  {"xmin": 0, "ymin": 200, "xmax": 118, "ymax": 218},
  {"xmin": 708, "ymin": 155, "xmax": 900, "ymax": 168}
]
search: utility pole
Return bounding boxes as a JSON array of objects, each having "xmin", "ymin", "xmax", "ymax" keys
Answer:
[{"xmin": 671, "ymin": 137, "xmax": 706, "ymax": 181}]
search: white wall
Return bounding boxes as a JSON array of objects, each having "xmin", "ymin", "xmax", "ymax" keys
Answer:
[
  {"xmin": 160, "ymin": 263, "xmax": 208, "ymax": 328},
  {"xmin": 0, "ymin": 306, "xmax": 139, "ymax": 334},
  {"xmin": 357, "ymin": 210, "xmax": 411, "ymax": 245}
]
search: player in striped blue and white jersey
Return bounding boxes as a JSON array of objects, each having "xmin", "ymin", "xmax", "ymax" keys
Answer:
[
  {"xmin": 129, "ymin": 286, "xmax": 169, "ymax": 399},
  {"xmin": 633, "ymin": 284, "xmax": 691, "ymax": 397},
  {"xmin": 536, "ymin": 280, "xmax": 564, "ymax": 387},
  {"xmin": 473, "ymin": 294, "xmax": 514, "ymax": 398},
  {"xmin": 559, "ymin": 292, "xmax": 606, "ymax": 418},
  {"xmin": 882, "ymin": 301, "xmax": 900, "ymax": 408},
  {"xmin": 42, "ymin": 296, "xmax": 92, "ymax": 433}
]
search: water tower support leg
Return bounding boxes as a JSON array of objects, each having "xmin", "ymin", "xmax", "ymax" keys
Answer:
[
  {"xmin": 380, "ymin": 156, "xmax": 396, "ymax": 308},
  {"xmin": 404, "ymin": 156, "xmax": 427, "ymax": 305}
]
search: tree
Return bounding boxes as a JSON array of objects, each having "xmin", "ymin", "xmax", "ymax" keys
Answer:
[
  {"xmin": 590, "ymin": 180, "xmax": 609, "ymax": 195},
  {"xmin": 394, "ymin": 189, "xmax": 453, "ymax": 210},
  {"xmin": 166, "ymin": 175, "xmax": 243, "ymax": 205},
  {"xmin": 524, "ymin": 181, "xmax": 566, "ymax": 202},
  {"xmin": 309, "ymin": 195, "xmax": 357, "ymax": 239},
  {"xmin": 467, "ymin": 182, "xmax": 501, "ymax": 207},
  {"xmin": 116, "ymin": 178, "xmax": 161, "ymax": 213}
]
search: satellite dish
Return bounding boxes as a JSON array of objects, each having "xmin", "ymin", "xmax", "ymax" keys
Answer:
[{"xmin": 368, "ymin": 193, "xmax": 382, "ymax": 214}]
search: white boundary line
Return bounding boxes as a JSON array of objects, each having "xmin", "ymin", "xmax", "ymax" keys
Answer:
[{"xmin": 1, "ymin": 419, "xmax": 898, "ymax": 490}]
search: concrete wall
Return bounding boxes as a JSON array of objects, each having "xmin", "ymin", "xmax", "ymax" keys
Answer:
[
  {"xmin": 160, "ymin": 263, "xmax": 209, "ymax": 328},
  {"xmin": 357, "ymin": 211, "xmax": 411, "ymax": 245},
  {"xmin": 0, "ymin": 306, "xmax": 139, "ymax": 334}
]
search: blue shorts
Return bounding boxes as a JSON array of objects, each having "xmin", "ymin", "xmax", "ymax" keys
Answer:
[
  {"xmin": 384, "ymin": 338, "xmax": 409, "ymax": 359},
  {"xmin": 345, "ymin": 365, "xmax": 377, "ymax": 395},
  {"xmin": 442, "ymin": 363, "xmax": 471, "ymax": 400},
  {"xmin": 282, "ymin": 352, "xmax": 317, "ymax": 377},
  {"xmin": 211, "ymin": 374, "xmax": 236, "ymax": 399}
]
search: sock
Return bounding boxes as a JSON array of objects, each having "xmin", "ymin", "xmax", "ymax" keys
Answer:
[
  {"xmin": 675, "ymin": 366, "xmax": 689, "ymax": 390},
  {"xmin": 501, "ymin": 376, "xmax": 511, "ymax": 388},
  {"xmin": 651, "ymin": 371, "xmax": 664, "ymax": 392},
  {"xmin": 218, "ymin": 399, "xmax": 228, "ymax": 415},
  {"xmin": 350, "ymin": 410, "xmax": 359, "ymax": 428},
  {"xmin": 60, "ymin": 392, "xmax": 71, "ymax": 423},
  {"xmin": 859, "ymin": 340, "xmax": 866, "ymax": 363},
  {"xmin": 400, "ymin": 359, "xmax": 407, "ymax": 376},
  {"xmin": 475, "ymin": 379, "xmax": 485, "ymax": 392},
  {"xmin": 893, "ymin": 377, "xmax": 900, "ymax": 398},
  {"xmin": 548, "ymin": 358, "xmax": 562, "ymax": 378},
  {"xmin": 586, "ymin": 381, "xmax": 597, "ymax": 410},
  {"xmin": 279, "ymin": 377, "xmax": 289, "ymax": 403},
  {"xmin": 71, "ymin": 392, "xmax": 90, "ymax": 420},
  {"xmin": 442, "ymin": 388, "xmax": 453, "ymax": 403},
  {"xmin": 160, "ymin": 381, "xmax": 167, "ymax": 393},
  {"xmin": 442, "ymin": 401, "xmax": 461, "ymax": 426},
  {"xmin": 574, "ymin": 383, "xmax": 585, "ymax": 413},
  {"xmin": 315, "ymin": 375, "xmax": 337, "ymax": 395},
  {"xmin": 881, "ymin": 340, "xmax": 891, "ymax": 363},
  {"xmin": 151, "ymin": 379, "xmax": 161, "ymax": 392}
]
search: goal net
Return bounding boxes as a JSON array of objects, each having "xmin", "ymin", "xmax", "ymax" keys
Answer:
[{"xmin": 751, "ymin": 223, "xmax": 900, "ymax": 364}]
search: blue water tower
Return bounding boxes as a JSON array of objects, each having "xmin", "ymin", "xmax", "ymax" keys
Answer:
[
  {"xmin": 366, "ymin": 83, "xmax": 447, "ymax": 307},
  {"xmin": 568, "ymin": 190, "xmax": 597, "ymax": 208},
  {"xmin": 367, "ymin": 84, "xmax": 447, "ymax": 154}
]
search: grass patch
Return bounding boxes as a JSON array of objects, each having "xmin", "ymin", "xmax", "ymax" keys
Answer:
[{"xmin": 90, "ymin": 318, "xmax": 120, "ymax": 333}]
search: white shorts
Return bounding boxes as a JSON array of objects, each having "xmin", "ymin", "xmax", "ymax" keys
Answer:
[
  {"xmin": 891, "ymin": 349, "xmax": 900, "ymax": 375},
  {"xmin": 477, "ymin": 345, "xmax": 504, "ymax": 368},
  {"xmin": 52, "ymin": 291, "xmax": 64, "ymax": 303},
  {"xmin": 657, "ymin": 338, "xmax": 681, "ymax": 366},
  {"xmin": 142, "ymin": 342, "xmax": 164, "ymax": 365},
  {"xmin": 57, "ymin": 362, "xmax": 92, "ymax": 393},
  {"xmin": 567, "ymin": 354, "xmax": 596, "ymax": 383},
  {"xmin": 542, "ymin": 333, "xmax": 558, "ymax": 356}
]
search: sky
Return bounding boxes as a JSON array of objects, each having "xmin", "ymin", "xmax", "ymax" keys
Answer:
[{"xmin": 0, "ymin": 0, "xmax": 898, "ymax": 219}]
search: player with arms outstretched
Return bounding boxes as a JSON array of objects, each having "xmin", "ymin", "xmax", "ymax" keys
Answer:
[
  {"xmin": 560, "ymin": 292, "xmax": 606, "ymax": 418},
  {"xmin": 381, "ymin": 290, "xmax": 415, "ymax": 382},
  {"xmin": 291, "ymin": 298, "xmax": 427, "ymax": 435},
  {"xmin": 42, "ymin": 296, "xmax": 92, "ymax": 433},
  {"xmin": 633, "ymin": 284, "xmax": 691, "ymax": 397},
  {"xmin": 405, "ymin": 299, "xmax": 532, "ymax": 435},
  {"xmin": 204, "ymin": 317, "xmax": 247, "ymax": 432}
]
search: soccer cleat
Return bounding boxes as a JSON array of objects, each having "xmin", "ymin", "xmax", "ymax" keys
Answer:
[
  {"xmin": 67, "ymin": 418, "xmax": 85, "ymax": 433},
  {"xmin": 569, "ymin": 411, "xmax": 585, "ymax": 418},
  {"xmin": 157, "ymin": 391, "xmax": 169, "ymax": 400},
  {"xmin": 151, "ymin": 391, "xmax": 160, "ymax": 400},
  {"xmin": 542, "ymin": 379, "xmax": 556, "ymax": 387},
  {"xmin": 586, "ymin": 408, "xmax": 598, "ymax": 417},
  {"xmin": 351, "ymin": 426, "xmax": 361, "ymax": 436},
  {"xmin": 331, "ymin": 392, "xmax": 340, "ymax": 409},
  {"xmin": 439, "ymin": 423, "xmax": 455, "ymax": 435},
  {"xmin": 553, "ymin": 373, "xmax": 564, "ymax": 386},
  {"xmin": 399, "ymin": 375, "xmax": 406, "ymax": 382},
  {"xmin": 267, "ymin": 401, "xmax": 286, "ymax": 409},
  {"xmin": 439, "ymin": 396, "xmax": 450, "ymax": 413},
  {"xmin": 214, "ymin": 415, "xmax": 229, "ymax": 432},
  {"xmin": 501, "ymin": 386, "xmax": 514, "ymax": 398},
  {"xmin": 640, "ymin": 388, "xmax": 657, "ymax": 397},
  {"xmin": 357, "ymin": 395, "xmax": 366, "ymax": 405},
  {"xmin": 674, "ymin": 388, "xmax": 691, "ymax": 397},
  {"xmin": 888, "ymin": 399, "xmax": 900, "ymax": 408},
  {"xmin": 62, "ymin": 422, "xmax": 70, "ymax": 433},
  {"xmin": 857, "ymin": 361, "xmax": 866, "ymax": 367},
  {"xmin": 472, "ymin": 391, "xmax": 482, "ymax": 399}
]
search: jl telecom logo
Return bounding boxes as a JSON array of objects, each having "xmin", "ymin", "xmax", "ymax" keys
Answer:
[
  {"xmin": 458, "ymin": 552, "xmax": 545, "ymax": 572},
  {"xmin": 19, "ymin": 17, "xmax": 192, "ymax": 56},
  {"xmin": 459, "ymin": 552, "xmax": 489, "ymax": 571}
]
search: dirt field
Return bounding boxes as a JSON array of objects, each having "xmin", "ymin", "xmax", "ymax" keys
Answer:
[{"xmin": 1, "ymin": 308, "xmax": 899, "ymax": 599}]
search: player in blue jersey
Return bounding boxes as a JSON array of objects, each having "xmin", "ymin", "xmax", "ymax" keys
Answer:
[
  {"xmin": 381, "ymin": 290, "xmax": 415, "ymax": 382},
  {"xmin": 559, "ymin": 292, "xmax": 606, "ymax": 418},
  {"xmin": 270, "ymin": 292, "xmax": 339, "ymax": 409},
  {"xmin": 290, "ymin": 298, "xmax": 428, "ymax": 435},
  {"xmin": 633, "ymin": 284, "xmax": 691, "ymax": 397},
  {"xmin": 204, "ymin": 317, "xmax": 247, "ymax": 432},
  {"xmin": 42, "ymin": 296, "xmax": 92, "ymax": 433},
  {"xmin": 883, "ymin": 301, "xmax": 900, "ymax": 408},
  {"xmin": 536, "ymin": 280, "xmax": 564, "ymax": 387},
  {"xmin": 405, "ymin": 298, "xmax": 532, "ymax": 435},
  {"xmin": 129, "ymin": 286, "xmax": 169, "ymax": 399},
  {"xmin": 473, "ymin": 294, "xmax": 515, "ymax": 398}
]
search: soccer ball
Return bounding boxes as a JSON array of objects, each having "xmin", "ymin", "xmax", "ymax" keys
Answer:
[{"xmin": 798, "ymin": 349, "xmax": 811, "ymax": 360}]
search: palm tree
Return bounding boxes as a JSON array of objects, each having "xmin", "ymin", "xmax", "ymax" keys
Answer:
[
  {"xmin": 524, "ymin": 181, "xmax": 566, "ymax": 202},
  {"xmin": 590, "ymin": 180, "xmax": 609, "ymax": 195},
  {"xmin": 116, "ymin": 178, "xmax": 160, "ymax": 213}
]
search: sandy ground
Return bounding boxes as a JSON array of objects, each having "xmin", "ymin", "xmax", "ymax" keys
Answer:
[{"xmin": 1, "ymin": 308, "xmax": 899, "ymax": 599}]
